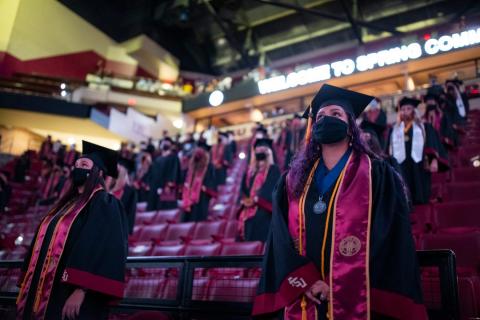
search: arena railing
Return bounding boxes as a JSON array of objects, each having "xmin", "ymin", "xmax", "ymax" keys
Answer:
[{"xmin": 0, "ymin": 250, "xmax": 458, "ymax": 320}]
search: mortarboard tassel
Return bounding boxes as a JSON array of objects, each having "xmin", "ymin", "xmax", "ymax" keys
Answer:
[{"xmin": 304, "ymin": 105, "xmax": 313, "ymax": 146}]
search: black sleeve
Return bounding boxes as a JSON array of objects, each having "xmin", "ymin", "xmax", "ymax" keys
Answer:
[
  {"xmin": 121, "ymin": 186, "xmax": 138, "ymax": 235},
  {"xmin": 369, "ymin": 160, "xmax": 425, "ymax": 317},
  {"xmin": 423, "ymin": 123, "xmax": 449, "ymax": 171}
]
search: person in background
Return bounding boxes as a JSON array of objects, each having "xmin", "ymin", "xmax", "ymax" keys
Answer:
[
  {"xmin": 134, "ymin": 152, "xmax": 152, "ymax": 203},
  {"xmin": 361, "ymin": 129, "xmax": 401, "ymax": 174},
  {"xmin": 14, "ymin": 152, "xmax": 30, "ymax": 183},
  {"xmin": 17, "ymin": 141, "xmax": 127, "ymax": 320},
  {"xmin": 182, "ymin": 142, "xmax": 217, "ymax": 222},
  {"xmin": 0, "ymin": 170, "xmax": 10, "ymax": 213},
  {"xmin": 445, "ymin": 79, "xmax": 468, "ymax": 132},
  {"xmin": 110, "ymin": 158, "xmax": 138, "ymax": 235},
  {"xmin": 147, "ymin": 137, "xmax": 181, "ymax": 210},
  {"xmin": 290, "ymin": 114, "xmax": 306, "ymax": 156},
  {"xmin": 145, "ymin": 138, "xmax": 156, "ymax": 155},
  {"xmin": 212, "ymin": 132, "xmax": 233, "ymax": 186},
  {"xmin": 360, "ymin": 98, "xmax": 387, "ymax": 148},
  {"xmin": 39, "ymin": 135, "xmax": 53, "ymax": 160},
  {"xmin": 424, "ymin": 93, "xmax": 457, "ymax": 150},
  {"xmin": 64, "ymin": 144, "xmax": 79, "ymax": 167},
  {"xmin": 386, "ymin": 97, "xmax": 449, "ymax": 204},
  {"xmin": 254, "ymin": 84, "xmax": 426, "ymax": 319},
  {"xmin": 238, "ymin": 138, "xmax": 280, "ymax": 242},
  {"xmin": 275, "ymin": 119, "xmax": 292, "ymax": 171},
  {"xmin": 227, "ymin": 130, "xmax": 237, "ymax": 156}
]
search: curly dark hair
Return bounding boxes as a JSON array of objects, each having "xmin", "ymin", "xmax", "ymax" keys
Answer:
[{"xmin": 287, "ymin": 113, "xmax": 379, "ymax": 199}]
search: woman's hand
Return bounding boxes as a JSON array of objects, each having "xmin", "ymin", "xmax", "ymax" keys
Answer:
[
  {"xmin": 242, "ymin": 198, "xmax": 254, "ymax": 207},
  {"xmin": 305, "ymin": 280, "xmax": 329, "ymax": 305},
  {"xmin": 430, "ymin": 158, "xmax": 438, "ymax": 173},
  {"xmin": 62, "ymin": 288, "xmax": 86, "ymax": 320}
]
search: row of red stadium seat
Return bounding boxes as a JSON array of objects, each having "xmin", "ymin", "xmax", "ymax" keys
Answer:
[
  {"xmin": 128, "ymin": 240, "xmax": 264, "ymax": 257},
  {"xmin": 130, "ymin": 220, "xmax": 239, "ymax": 243}
]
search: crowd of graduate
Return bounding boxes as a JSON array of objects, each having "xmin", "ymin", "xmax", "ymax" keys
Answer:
[{"xmin": 0, "ymin": 77, "xmax": 475, "ymax": 319}]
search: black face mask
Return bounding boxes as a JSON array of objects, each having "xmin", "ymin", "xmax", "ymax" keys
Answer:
[
  {"xmin": 71, "ymin": 168, "xmax": 90, "ymax": 186},
  {"xmin": 162, "ymin": 145, "xmax": 170, "ymax": 151},
  {"xmin": 255, "ymin": 152, "xmax": 267, "ymax": 161},
  {"xmin": 313, "ymin": 116, "xmax": 349, "ymax": 144}
]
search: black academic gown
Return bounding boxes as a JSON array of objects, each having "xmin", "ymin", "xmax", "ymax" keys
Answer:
[
  {"xmin": 147, "ymin": 153, "xmax": 181, "ymax": 210},
  {"xmin": 254, "ymin": 158, "xmax": 425, "ymax": 319},
  {"xmin": 361, "ymin": 110, "xmax": 387, "ymax": 149},
  {"xmin": 241, "ymin": 165, "xmax": 281, "ymax": 242},
  {"xmin": 386, "ymin": 123, "xmax": 449, "ymax": 205},
  {"xmin": 183, "ymin": 164, "xmax": 217, "ymax": 222},
  {"xmin": 19, "ymin": 190, "xmax": 128, "ymax": 320},
  {"xmin": 121, "ymin": 185, "xmax": 138, "ymax": 235}
]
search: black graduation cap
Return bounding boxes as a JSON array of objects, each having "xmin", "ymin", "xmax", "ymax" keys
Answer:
[
  {"xmin": 254, "ymin": 138, "xmax": 273, "ymax": 149},
  {"xmin": 399, "ymin": 97, "xmax": 421, "ymax": 108},
  {"xmin": 118, "ymin": 157, "xmax": 135, "ymax": 174},
  {"xmin": 255, "ymin": 127, "xmax": 268, "ymax": 135},
  {"xmin": 303, "ymin": 84, "xmax": 374, "ymax": 119},
  {"xmin": 218, "ymin": 131, "xmax": 228, "ymax": 137},
  {"xmin": 423, "ymin": 93, "xmax": 440, "ymax": 103},
  {"xmin": 445, "ymin": 79, "xmax": 463, "ymax": 87},
  {"xmin": 197, "ymin": 141, "xmax": 211, "ymax": 152},
  {"xmin": 82, "ymin": 141, "xmax": 119, "ymax": 177}
]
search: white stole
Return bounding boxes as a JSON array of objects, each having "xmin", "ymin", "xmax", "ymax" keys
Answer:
[
  {"xmin": 453, "ymin": 86, "xmax": 466, "ymax": 117},
  {"xmin": 391, "ymin": 122, "xmax": 425, "ymax": 164}
]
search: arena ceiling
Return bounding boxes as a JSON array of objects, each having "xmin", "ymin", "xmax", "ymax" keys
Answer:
[{"xmin": 61, "ymin": 0, "xmax": 480, "ymax": 76}]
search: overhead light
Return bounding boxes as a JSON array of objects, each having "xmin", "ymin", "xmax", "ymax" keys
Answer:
[
  {"xmin": 67, "ymin": 137, "xmax": 76, "ymax": 145},
  {"xmin": 251, "ymin": 108, "xmax": 264, "ymax": 122},
  {"xmin": 238, "ymin": 152, "xmax": 246, "ymax": 160},
  {"xmin": 209, "ymin": 90, "xmax": 224, "ymax": 107},
  {"xmin": 173, "ymin": 119, "xmax": 184, "ymax": 129},
  {"xmin": 60, "ymin": 83, "xmax": 66, "ymax": 90},
  {"xmin": 61, "ymin": 90, "xmax": 68, "ymax": 97}
]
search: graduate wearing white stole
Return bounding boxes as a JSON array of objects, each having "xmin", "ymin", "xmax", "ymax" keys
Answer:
[{"xmin": 387, "ymin": 97, "xmax": 450, "ymax": 204}]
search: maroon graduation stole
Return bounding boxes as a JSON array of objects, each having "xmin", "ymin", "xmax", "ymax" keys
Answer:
[
  {"xmin": 17, "ymin": 186, "xmax": 103, "ymax": 319},
  {"xmin": 182, "ymin": 165, "xmax": 208, "ymax": 209},
  {"xmin": 212, "ymin": 144, "xmax": 225, "ymax": 168},
  {"xmin": 238, "ymin": 167, "xmax": 268, "ymax": 239},
  {"xmin": 286, "ymin": 151, "xmax": 372, "ymax": 320}
]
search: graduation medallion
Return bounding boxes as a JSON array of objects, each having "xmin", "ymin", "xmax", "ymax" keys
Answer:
[{"xmin": 313, "ymin": 196, "xmax": 327, "ymax": 214}]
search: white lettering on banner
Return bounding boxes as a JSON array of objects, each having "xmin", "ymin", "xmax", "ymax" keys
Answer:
[
  {"xmin": 288, "ymin": 276, "xmax": 307, "ymax": 288},
  {"xmin": 257, "ymin": 27, "xmax": 480, "ymax": 94}
]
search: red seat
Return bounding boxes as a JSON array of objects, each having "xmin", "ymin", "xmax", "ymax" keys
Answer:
[
  {"xmin": 191, "ymin": 277, "xmax": 210, "ymax": 301},
  {"xmin": 206, "ymin": 278, "xmax": 259, "ymax": 303},
  {"xmin": 160, "ymin": 278, "xmax": 178, "ymax": 300},
  {"xmin": 128, "ymin": 242, "xmax": 153, "ymax": 257},
  {"xmin": 137, "ymin": 224, "xmax": 168, "ymax": 243},
  {"xmin": 453, "ymin": 167, "xmax": 480, "ymax": 183},
  {"xmin": 193, "ymin": 221, "xmax": 226, "ymax": 240},
  {"xmin": 220, "ymin": 241, "xmax": 264, "ymax": 256},
  {"xmin": 151, "ymin": 244, "xmax": 185, "ymax": 256},
  {"xmin": 164, "ymin": 223, "xmax": 196, "ymax": 241},
  {"xmin": 150, "ymin": 209, "xmax": 181, "ymax": 224},
  {"xmin": 184, "ymin": 243, "xmax": 222, "ymax": 256},
  {"xmin": 124, "ymin": 277, "xmax": 164, "ymax": 299},
  {"xmin": 443, "ymin": 182, "xmax": 480, "ymax": 202},
  {"xmin": 433, "ymin": 201, "xmax": 480, "ymax": 232},
  {"xmin": 136, "ymin": 202, "xmax": 147, "ymax": 212},
  {"xmin": 135, "ymin": 211, "xmax": 157, "ymax": 225},
  {"xmin": 420, "ymin": 232, "xmax": 480, "ymax": 273},
  {"xmin": 410, "ymin": 204, "xmax": 433, "ymax": 236},
  {"xmin": 224, "ymin": 220, "xmax": 238, "ymax": 239},
  {"xmin": 6, "ymin": 247, "xmax": 28, "ymax": 260}
]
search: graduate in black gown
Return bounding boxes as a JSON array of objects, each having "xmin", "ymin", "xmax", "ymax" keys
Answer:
[
  {"xmin": 17, "ymin": 141, "xmax": 128, "ymax": 320},
  {"xmin": 386, "ymin": 97, "xmax": 449, "ymax": 205},
  {"xmin": 146, "ymin": 137, "xmax": 181, "ymax": 210},
  {"xmin": 253, "ymin": 84, "xmax": 426, "ymax": 320},
  {"xmin": 444, "ymin": 80, "xmax": 468, "ymax": 133},
  {"xmin": 360, "ymin": 98, "xmax": 387, "ymax": 149},
  {"xmin": 238, "ymin": 139, "xmax": 281, "ymax": 242},
  {"xmin": 424, "ymin": 93, "xmax": 457, "ymax": 150},
  {"xmin": 181, "ymin": 142, "xmax": 217, "ymax": 222},
  {"xmin": 111, "ymin": 158, "xmax": 138, "ymax": 235},
  {"xmin": 212, "ymin": 132, "xmax": 233, "ymax": 186}
]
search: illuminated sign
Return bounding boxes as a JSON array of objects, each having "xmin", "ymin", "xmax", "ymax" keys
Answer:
[{"xmin": 258, "ymin": 28, "xmax": 480, "ymax": 94}]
